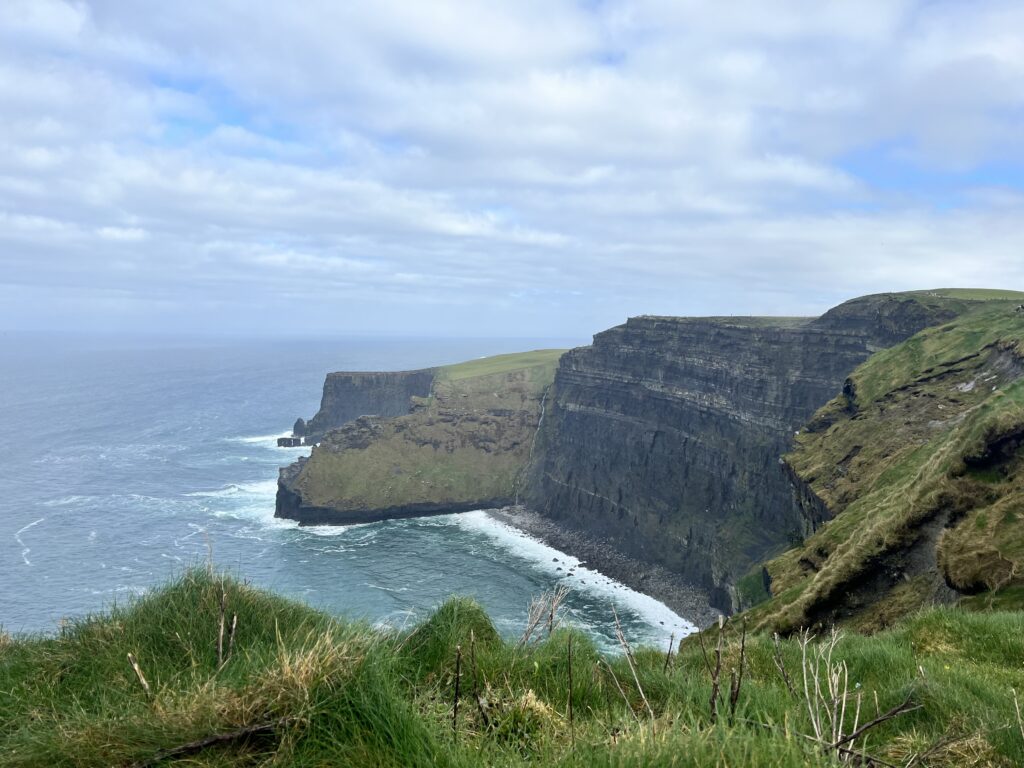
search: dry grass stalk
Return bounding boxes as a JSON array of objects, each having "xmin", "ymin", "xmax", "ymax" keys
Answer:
[
  {"xmin": 663, "ymin": 633, "xmax": 674, "ymax": 674},
  {"xmin": 452, "ymin": 644, "xmax": 462, "ymax": 737},
  {"xmin": 728, "ymin": 619, "xmax": 747, "ymax": 724},
  {"xmin": 518, "ymin": 585, "xmax": 570, "ymax": 647},
  {"xmin": 798, "ymin": 628, "xmax": 917, "ymax": 763},
  {"xmin": 567, "ymin": 634, "xmax": 575, "ymax": 749},
  {"xmin": 612, "ymin": 607, "xmax": 654, "ymax": 722},
  {"xmin": 1014, "ymin": 688, "xmax": 1024, "ymax": 746},
  {"xmin": 226, "ymin": 613, "xmax": 238, "ymax": 665},
  {"xmin": 127, "ymin": 652, "xmax": 152, "ymax": 698},
  {"xmin": 217, "ymin": 583, "xmax": 227, "ymax": 667},
  {"xmin": 600, "ymin": 658, "xmax": 641, "ymax": 725},
  {"xmin": 772, "ymin": 631, "xmax": 796, "ymax": 696},
  {"xmin": 709, "ymin": 615, "xmax": 725, "ymax": 724}
]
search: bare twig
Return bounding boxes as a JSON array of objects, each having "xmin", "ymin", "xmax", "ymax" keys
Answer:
[
  {"xmin": 469, "ymin": 631, "xmax": 491, "ymax": 730},
  {"xmin": 663, "ymin": 633, "xmax": 674, "ymax": 674},
  {"xmin": 772, "ymin": 632, "xmax": 796, "ymax": 696},
  {"xmin": 612, "ymin": 607, "xmax": 654, "ymax": 721},
  {"xmin": 737, "ymin": 718, "xmax": 901, "ymax": 768},
  {"xmin": 828, "ymin": 694, "xmax": 919, "ymax": 750},
  {"xmin": 130, "ymin": 718, "xmax": 289, "ymax": 768},
  {"xmin": 127, "ymin": 653, "xmax": 151, "ymax": 698},
  {"xmin": 728, "ymin": 619, "xmax": 747, "ymax": 724},
  {"xmin": 709, "ymin": 615, "xmax": 724, "ymax": 723},
  {"xmin": 697, "ymin": 626, "xmax": 714, "ymax": 677},
  {"xmin": 452, "ymin": 644, "xmax": 462, "ymax": 736},
  {"xmin": 519, "ymin": 586, "xmax": 570, "ymax": 647}
]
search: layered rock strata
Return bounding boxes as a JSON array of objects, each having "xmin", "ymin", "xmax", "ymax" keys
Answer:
[{"xmin": 520, "ymin": 294, "xmax": 961, "ymax": 610}]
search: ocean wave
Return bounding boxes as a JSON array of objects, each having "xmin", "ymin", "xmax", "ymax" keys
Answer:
[
  {"xmin": 185, "ymin": 479, "xmax": 279, "ymax": 498},
  {"xmin": 451, "ymin": 510, "xmax": 697, "ymax": 642}
]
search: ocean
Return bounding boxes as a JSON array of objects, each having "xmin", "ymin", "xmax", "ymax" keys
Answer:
[{"xmin": 0, "ymin": 334, "xmax": 695, "ymax": 651}]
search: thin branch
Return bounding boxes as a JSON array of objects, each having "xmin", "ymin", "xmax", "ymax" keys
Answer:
[
  {"xmin": 828, "ymin": 694, "xmax": 919, "ymax": 751},
  {"xmin": 452, "ymin": 644, "xmax": 462, "ymax": 737},
  {"xmin": 663, "ymin": 633, "xmax": 674, "ymax": 674},
  {"xmin": 772, "ymin": 632, "xmax": 796, "ymax": 697},
  {"xmin": 130, "ymin": 718, "xmax": 289, "ymax": 768}
]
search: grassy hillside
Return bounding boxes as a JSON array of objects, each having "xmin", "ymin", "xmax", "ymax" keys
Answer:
[
  {"xmin": 744, "ymin": 300, "xmax": 1024, "ymax": 632},
  {"xmin": 289, "ymin": 350, "xmax": 565, "ymax": 513},
  {"xmin": 2, "ymin": 570, "xmax": 1023, "ymax": 767}
]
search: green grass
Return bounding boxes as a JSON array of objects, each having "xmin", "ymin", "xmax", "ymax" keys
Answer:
[
  {"xmin": 439, "ymin": 350, "xmax": 566, "ymax": 382},
  {"xmin": 3, "ymin": 570, "xmax": 1024, "ymax": 767},
  {"xmin": 294, "ymin": 351, "xmax": 562, "ymax": 512},
  {"xmin": 910, "ymin": 288, "xmax": 1024, "ymax": 302},
  {"xmin": 755, "ymin": 303, "xmax": 1024, "ymax": 633}
]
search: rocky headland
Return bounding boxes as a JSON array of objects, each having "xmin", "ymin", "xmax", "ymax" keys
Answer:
[{"xmin": 276, "ymin": 289, "xmax": 1024, "ymax": 626}]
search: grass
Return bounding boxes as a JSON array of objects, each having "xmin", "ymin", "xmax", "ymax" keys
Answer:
[
  {"xmin": 293, "ymin": 351, "xmax": 562, "ymax": 512},
  {"xmin": 753, "ymin": 302, "xmax": 1024, "ymax": 633},
  {"xmin": 439, "ymin": 350, "xmax": 566, "ymax": 382},
  {"xmin": 3, "ymin": 569, "xmax": 1024, "ymax": 767},
  {"xmin": 910, "ymin": 289, "xmax": 1024, "ymax": 302}
]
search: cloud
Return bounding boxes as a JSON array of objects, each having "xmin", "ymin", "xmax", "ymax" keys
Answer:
[{"xmin": 0, "ymin": 1, "xmax": 1022, "ymax": 337}]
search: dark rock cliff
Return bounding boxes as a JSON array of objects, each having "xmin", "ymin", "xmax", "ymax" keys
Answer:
[
  {"xmin": 520, "ymin": 294, "xmax": 959, "ymax": 611},
  {"xmin": 301, "ymin": 370, "xmax": 436, "ymax": 442}
]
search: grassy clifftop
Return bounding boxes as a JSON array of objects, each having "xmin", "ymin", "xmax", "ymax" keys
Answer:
[
  {"xmin": 3, "ymin": 570, "xmax": 1024, "ymax": 767},
  {"xmin": 280, "ymin": 350, "xmax": 564, "ymax": 521},
  {"xmin": 743, "ymin": 299, "xmax": 1024, "ymax": 632}
]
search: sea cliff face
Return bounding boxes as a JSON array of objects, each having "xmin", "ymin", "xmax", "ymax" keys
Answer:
[
  {"xmin": 520, "ymin": 294, "xmax": 962, "ymax": 610},
  {"xmin": 301, "ymin": 370, "xmax": 436, "ymax": 442}
]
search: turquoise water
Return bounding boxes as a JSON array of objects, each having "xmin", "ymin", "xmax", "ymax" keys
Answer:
[{"xmin": 0, "ymin": 334, "xmax": 695, "ymax": 651}]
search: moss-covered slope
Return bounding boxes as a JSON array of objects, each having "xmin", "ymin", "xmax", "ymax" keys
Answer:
[
  {"xmin": 748, "ymin": 300, "xmax": 1024, "ymax": 633},
  {"xmin": 276, "ymin": 350, "xmax": 565, "ymax": 525}
]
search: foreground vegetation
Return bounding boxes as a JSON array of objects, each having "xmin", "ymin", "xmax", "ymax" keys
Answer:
[{"xmin": 3, "ymin": 570, "xmax": 1024, "ymax": 767}]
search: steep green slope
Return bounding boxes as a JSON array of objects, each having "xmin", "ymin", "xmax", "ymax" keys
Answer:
[
  {"xmin": 276, "ymin": 350, "xmax": 564, "ymax": 524},
  {"xmin": 748, "ymin": 301, "xmax": 1024, "ymax": 633},
  {"xmin": 3, "ymin": 570, "xmax": 1024, "ymax": 767}
]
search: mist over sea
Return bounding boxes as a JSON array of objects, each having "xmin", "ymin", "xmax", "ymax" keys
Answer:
[{"xmin": 0, "ymin": 334, "xmax": 695, "ymax": 651}]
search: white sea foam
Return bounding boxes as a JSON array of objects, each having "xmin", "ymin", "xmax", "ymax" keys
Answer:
[
  {"xmin": 452, "ymin": 510, "xmax": 697, "ymax": 641},
  {"xmin": 14, "ymin": 517, "xmax": 45, "ymax": 566},
  {"xmin": 186, "ymin": 479, "xmax": 280, "ymax": 498},
  {"xmin": 43, "ymin": 495, "xmax": 91, "ymax": 507}
]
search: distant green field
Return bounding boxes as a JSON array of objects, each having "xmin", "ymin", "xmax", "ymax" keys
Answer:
[
  {"xmin": 911, "ymin": 288, "xmax": 1024, "ymax": 301},
  {"xmin": 439, "ymin": 349, "xmax": 567, "ymax": 381}
]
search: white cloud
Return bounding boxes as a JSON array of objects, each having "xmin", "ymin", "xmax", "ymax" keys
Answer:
[{"xmin": 0, "ymin": 1, "xmax": 1022, "ymax": 337}]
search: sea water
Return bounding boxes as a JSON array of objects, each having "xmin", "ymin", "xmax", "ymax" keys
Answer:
[{"xmin": 0, "ymin": 334, "xmax": 695, "ymax": 651}]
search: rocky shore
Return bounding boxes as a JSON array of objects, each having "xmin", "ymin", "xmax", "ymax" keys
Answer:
[{"xmin": 488, "ymin": 505, "xmax": 720, "ymax": 629}]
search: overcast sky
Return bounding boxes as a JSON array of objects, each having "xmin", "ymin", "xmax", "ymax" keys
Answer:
[{"xmin": 2, "ymin": 1, "xmax": 1023, "ymax": 338}]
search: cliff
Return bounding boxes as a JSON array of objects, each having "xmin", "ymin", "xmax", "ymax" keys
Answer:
[
  {"xmin": 299, "ymin": 369, "xmax": 437, "ymax": 443},
  {"xmin": 276, "ymin": 350, "xmax": 564, "ymax": 525},
  {"xmin": 750, "ymin": 299, "xmax": 1024, "ymax": 632},
  {"xmin": 520, "ymin": 293, "xmax": 973, "ymax": 610}
]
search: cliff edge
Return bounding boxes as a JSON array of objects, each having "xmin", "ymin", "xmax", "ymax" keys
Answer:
[
  {"xmin": 276, "ymin": 350, "xmax": 564, "ymax": 525},
  {"xmin": 747, "ymin": 297, "xmax": 1024, "ymax": 632}
]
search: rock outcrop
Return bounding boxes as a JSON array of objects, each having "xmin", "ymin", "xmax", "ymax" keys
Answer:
[
  {"xmin": 276, "ymin": 351, "xmax": 565, "ymax": 526},
  {"xmin": 301, "ymin": 370, "xmax": 436, "ymax": 443},
  {"xmin": 520, "ymin": 293, "xmax": 965, "ymax": 610}
]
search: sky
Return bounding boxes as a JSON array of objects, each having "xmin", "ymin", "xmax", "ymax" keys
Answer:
[{"xmin": 1, "ymin": 1, "xmax": 1023, "ymax": 339}]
